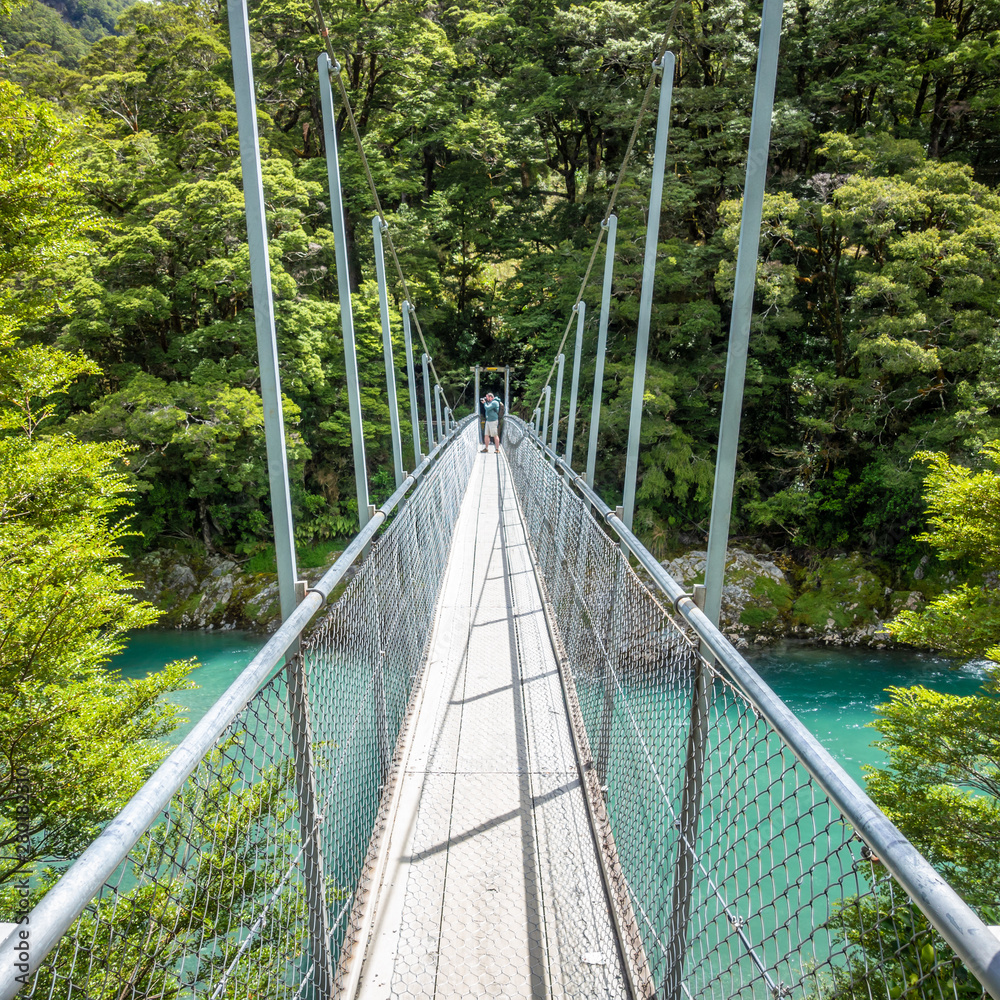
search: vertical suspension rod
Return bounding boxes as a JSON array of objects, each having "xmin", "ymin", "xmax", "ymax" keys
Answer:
[
  {"xmin": 564, "ymin": 303, "xmax": 586, "ymax": 468},
  {"xmin": 474, "ymin": 365, "xmax": 481, "ymax": 443},
  {"xmin": 229, "ymin": 0, "xmax": 299, "ymax": 622},
  {"xmin": 318, "ymin": 53, "xmax": 370, "ymax": 532},
  {"xmin": 373, "ymin": 216, "xmax": 404, "ymax": 487},
  {"xmin": 402, "ymin": 302, "xmax": 422, "ymax": 463},
  {"xmin": 422, "ymin": 353, "xmax": 435, "ymax": 450},
  {"xmin": 434, "ymin": 384, "xmax": 444, "ymax": 444},
  {"xmin": 586, "ymin": 215, "xmax": 617, "ymax": 489},
  {"xmin": 621, "ymin": 53, "xmax": 675, "ymax": 532},
  {"xmin": 703, "ymin": 0, "xmax": 784, "ymax": 627},
  {"xmin": 542, "ymin": 387, "xmax": 551, "ymax": 451},
  {"xmin": 550, "ymin": 352, "xmax": 565, "ymax": 463}
]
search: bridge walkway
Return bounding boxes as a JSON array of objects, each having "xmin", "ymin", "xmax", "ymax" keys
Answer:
[{"xmin": 346, "ymin": 448, "xmax": 628, "ymax": 999}]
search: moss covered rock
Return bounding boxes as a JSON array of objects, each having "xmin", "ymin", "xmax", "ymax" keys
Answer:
[
  {"xmin": 129, "ymin": 548, "xmax": 341, "ymax": 632},
  {"xmin": 790, "ymin": 554, "xmax": 888, "ymax": 643},
  {"xmin": 661, "ymin": 547, "xmax": 794, "ymax": 645}
]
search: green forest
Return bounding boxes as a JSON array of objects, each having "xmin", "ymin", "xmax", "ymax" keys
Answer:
[
  {"xmin": 5, "ymin": 0, "xmax": 1000, "ymax": 569},
  {"xmin": 3, "ymin": 0, "xmax": 1000, "ymax": 991}
]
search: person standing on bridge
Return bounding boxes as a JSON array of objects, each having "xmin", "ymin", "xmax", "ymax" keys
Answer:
[{"xmin": 480, "ymin": 392, "xmax": 503, "ymax": 454}]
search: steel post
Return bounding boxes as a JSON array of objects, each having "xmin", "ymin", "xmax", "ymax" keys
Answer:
[
  {"xmin": 664, "ymin": 650, "xmax": 710, "ymax": 1000},
  {"xmin": 286, "ymin": 651, "xmax": 336, "ymax": 1000},
  {"xmin": 704, "ymin": 0, "xmax": 784, "ymax": 627},
  {"xmin": 230, "ymin": 0, "xmax": 299, "ymax": 621},
  {"xmin": 434, "ymin": 383, "xmax": 444, "ymax": 443},
  {"xmin": 504, "ymin": 366, "xmax": 510, "ymax": 419},
  {"xmin": 373, "ymin": 647, "xmax": 391, "ymax": 788},
  {"xmin": 402, "ymin": 302, "xmax": 422, "ymax": 463},
  {"xmin": 587, "ymin": 215, "xmax": 617, "ymax": 489},
  {"xmin": 595, "ymin": 563, "xmax": 624, "ymax": 785},
  {"xmin": 372, "ymin": 216, "xmax": 404, "ymax": 487},
  {"xmin": 622, "ymin": 53, "xmax": 675, "ymax": 532},
  {"xmin": 474, "ymin": 365, "xmax": 481, "ymax": 442},
  {"xmin": 550, "ymin": 352, "xmax": 565, "ymax": 462},
  {"xmin": 542, "ymin": 386, "xmax": 551, "ymax": 454},
  {"xmin": 565, "ymin": 304, "xmax": 585, "ymax": 468},
  {"xmin": 422, "ymin": 353, "xmax": 434, "ymax": 449},
  {"xmin": 318, "ymin": 53, "xmax": 370, "ymax": 531},
  {"xmin": 533, "ymin": 407, "xmax": 541, "ymax": 437}
]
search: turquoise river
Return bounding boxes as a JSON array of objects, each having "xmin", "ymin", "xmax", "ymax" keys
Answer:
[{"xmin": 112, "ymin": 630, "xmax": 993, "ymax": 782}]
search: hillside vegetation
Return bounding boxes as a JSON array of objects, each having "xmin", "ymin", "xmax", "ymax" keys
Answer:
[{"xmin": 3, "ymin": 0, "xmax": 1000, "ymax": 577}]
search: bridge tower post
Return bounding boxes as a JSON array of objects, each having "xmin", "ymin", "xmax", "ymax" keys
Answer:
[
  {"xmin": 422, "ymin": 353, "xmax": 435, "ymax": 449},
  {"xmin": 703, "ymin": 0, "xmax": 784, "ymax": 627},
  {"xmin": 621, "ymin": 53, "xmax": 675, "ymax": 532},
  {"xmin": 402, "ymin": 303, "xmax": 423, "ymax": 463},
  {"xmin": 586, "ymin": 215, "xmax": 617, "ymax": 489},
  {"xmin": 564, "ymin": 303, "xmax": 586, "ymax": 468},
  {"xmin": 318, "ymin": 52, "xmax": 370, "ymax": 531},
  {"xmin": 372, "ymin": 217, "xmax": 405, "ymax": 487},
  {"xmin": 550, "ymin": 352, "xmax": 565, "ymax": 462}
]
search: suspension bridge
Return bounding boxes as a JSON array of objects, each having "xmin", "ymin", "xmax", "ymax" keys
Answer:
[{"xmin": 3, "ymin": 0, "xmax": 1000, "ymax": 996}]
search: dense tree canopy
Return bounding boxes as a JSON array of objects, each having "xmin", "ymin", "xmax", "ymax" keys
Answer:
[
  {"xmin": 1, "ymin": 0, "xmax": 1000, "ymax": 568},
  {"xmin": 0, "ymin": 80, "xmax": 193, "ymax": 885}
]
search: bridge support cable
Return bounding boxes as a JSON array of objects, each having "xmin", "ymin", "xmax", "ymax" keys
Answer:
[
  {"xmin": 372, "ymin": 216, "xmax": 405, "ymax": 488},
  {"xmin": 621, "ymin": 52, "xmax": 675, "ymax": 535},
  {"xmin": 703, "ymin": 0, "xmax": 784, "ymax": 629},
  {"xmin": 311, "ymin": 0, "xmax": 453, "ymax": 420},
  {"xmin": 586, "ymin": 215, "xmax": 617, "ymax": 489},
  {"xmin": 318, "ymin": 52, "xmax": 371, "ymax": 530},
  {"xmin": 504, "ymin": 415, "xmax": 1000, "ymax": 1000},
  {"xmin": 529, "ymin": 0, "xmax": 691, "ymax": 417},
  {"xmin": 228, "ymin": 0, "xmax": 300, "ymax": 623}
]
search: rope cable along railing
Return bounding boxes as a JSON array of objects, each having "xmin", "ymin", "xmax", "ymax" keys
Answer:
[
  {"xmin": 312, "ymin": 0, "xmax": 454, "ymax": 414},
  {"xmin": 531, "ymin": 0, "xmax": 686, "ymax": 416}
]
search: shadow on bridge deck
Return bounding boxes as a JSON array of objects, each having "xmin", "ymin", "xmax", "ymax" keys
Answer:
[{"xmin": 341, "ymin": 449, "xmax": 629, "ymax": 999}]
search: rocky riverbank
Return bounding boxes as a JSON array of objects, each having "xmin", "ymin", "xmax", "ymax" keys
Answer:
[
  {"xmin": 659, "ymin": 547, "xmax": 934, "ymax": 649},
  {"xmin": 129, "ymin": 549, "xmax": 347, "ymax": 631},
  {"xmin": 130, "ymin": 543, "xmax": 937, "ymax": 647}
]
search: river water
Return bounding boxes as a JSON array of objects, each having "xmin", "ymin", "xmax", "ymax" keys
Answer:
[{"xmin": 113, "ymin": 630, "xmax": 992, "ymax": 780}]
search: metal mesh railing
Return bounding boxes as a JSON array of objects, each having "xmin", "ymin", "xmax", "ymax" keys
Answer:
[
  {"xmin": 301, "ymin": 419, "xmax": 477, "ymax": 987},
  {"xmin": 503, "ymin": 415, "xmax": 998, "ymax": 1000},
  {"xmin": 3, "ymin": 418, "xmax": 477, "ymax": 1000}
]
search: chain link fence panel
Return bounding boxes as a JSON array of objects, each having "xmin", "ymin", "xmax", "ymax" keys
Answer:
[
  {"xmin": 503, "ymin": 416, "xmax": 993, "ymax": 1000},
  {"xmin": 7, "ymin": 419, "xmax": 477, "ymax": 1000}
]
